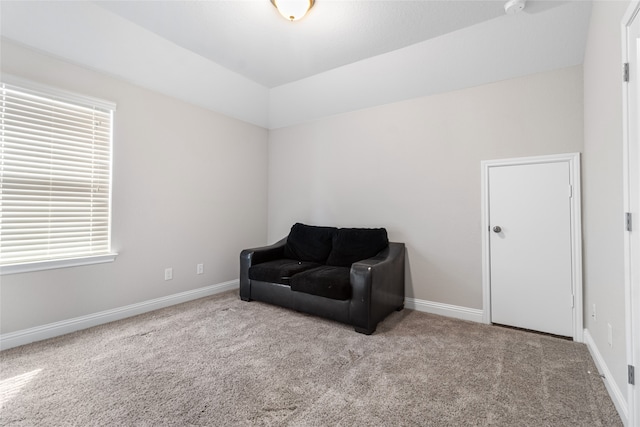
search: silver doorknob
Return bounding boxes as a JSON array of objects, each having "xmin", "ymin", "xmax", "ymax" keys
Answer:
[{"xmin": 493, "ymin": 226, "xmax": 502, "ymax": 233}]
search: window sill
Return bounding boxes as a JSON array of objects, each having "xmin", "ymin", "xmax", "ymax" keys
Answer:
[{"xmin": 0, "ymin": 253, "xmax": 118, "ymax": 275}]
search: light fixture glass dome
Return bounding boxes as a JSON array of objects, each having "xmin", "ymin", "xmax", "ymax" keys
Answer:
[{"xmin": 270, "ymin": 0, "xmax": 315, "ymax": 21}]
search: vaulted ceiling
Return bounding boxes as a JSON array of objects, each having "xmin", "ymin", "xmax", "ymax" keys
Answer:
[
  {"xmin": 0, "ymin": 1, "xmax": 592, "ymax": 128},
  {"xmin": 96, "ymin": 0, "xmax": 526, "ymax": 88}
]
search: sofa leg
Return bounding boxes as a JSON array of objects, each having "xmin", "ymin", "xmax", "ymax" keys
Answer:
[
  {"xmin": 396, "ymin": 304, "xmax": 404, "ymax": 311},
  {"xmin": 354, "ymin": 326, "xmax": 375, "ymax": 335},
  {"xmin": 240, "ymin": 296, "xmax": 251, "ymax": 302}
]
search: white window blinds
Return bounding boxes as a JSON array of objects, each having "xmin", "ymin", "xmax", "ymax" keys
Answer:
[{"xmin": 0, "ymin": 81, "xmax": 115, "ymax": 266}]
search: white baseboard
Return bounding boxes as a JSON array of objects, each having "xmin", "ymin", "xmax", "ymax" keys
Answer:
[
  {"xmin": 405, "ymin": 297, "xmax": 484, "ymax": 323},
  {"xmin": 583, "ymin": 329, "xmax": 629, "ymax": 425},
  {"xmin": 0, "ymin": 280, "xmax": 239, "ymax": 351}
]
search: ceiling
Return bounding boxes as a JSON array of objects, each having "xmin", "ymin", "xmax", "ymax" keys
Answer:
[
  {"xmin": 0, "ymin": 0, "xmax": 591, "ymax": 128},
  {"xmin": 95, "ymin": 0, "xmax": 569, "ymax": 88}
]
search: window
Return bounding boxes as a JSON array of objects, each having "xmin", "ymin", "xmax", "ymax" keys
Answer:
[{"xmin": 0, "ymin": 78, "xmax": 116, "ymax": 274}]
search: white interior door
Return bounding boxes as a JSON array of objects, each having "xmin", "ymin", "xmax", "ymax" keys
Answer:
[{"xmin": 488, "ymin": 161, "xmax": 574, "ymax": 337}]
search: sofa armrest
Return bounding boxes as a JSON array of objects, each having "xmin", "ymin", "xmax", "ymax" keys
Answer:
[
  {"xmin": 239, "ymin": 237, "xmax": 287, "ymax": 301},
  {"xmin": 349, "ymin": 242, "xmax": 405, "ymax": 334}
]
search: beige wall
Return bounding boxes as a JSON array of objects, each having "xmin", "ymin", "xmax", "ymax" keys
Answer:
[
  {"xmin": 0, "ymin": 40, "xmax": 269, "ymax": 334},
  {"xmin": 583, "ymin": 0, "xmax": 630, "ymax": 402},
  {"xmin": 1, "ymin": 8, "xmax": 631, "ymax": 414},
  {"xmin": 268, "ymin": 66, "xmax": 584, "ymax": 308},
  {"xmin": 1, "ymin": 3, "xmax": 632, "ymax": 417}
]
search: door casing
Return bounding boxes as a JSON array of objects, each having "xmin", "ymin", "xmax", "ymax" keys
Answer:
[
  {"xmin": 622, "ymin": 2, "xmax": 640, "ymax": 425},
  {"xmin": 481, "ymin": 153, "xmax": 583, "ymax": 342}
]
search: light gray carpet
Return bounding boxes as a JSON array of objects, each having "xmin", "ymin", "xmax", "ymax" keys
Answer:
[{"xmin": 0, "ymin": 290, "xmax": 622, "ymax": 426}]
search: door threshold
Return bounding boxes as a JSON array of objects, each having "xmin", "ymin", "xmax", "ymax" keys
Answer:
[{"xmin": 492, "ymin": 323, "xmax": 573, "ymax": 341}]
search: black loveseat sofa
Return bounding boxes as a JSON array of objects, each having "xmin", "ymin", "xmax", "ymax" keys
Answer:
[{"xmin": 240, "ymin": 223, "xmax": 405, "ymax": 334}]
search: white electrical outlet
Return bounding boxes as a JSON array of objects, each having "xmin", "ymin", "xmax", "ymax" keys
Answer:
[
  {"xmin": 164, "ymin": 268, "xmax": 173, "ymax": 281},
  {"xmin": 197, "ymin": 263, "xmax": 204, "ymax": 275},
  {"xmin": 608, "ymin": 323, "xmax": 613, "ymax": 347},
  {"xmin": 592, "ymin": 304, "xmax": 597, "ymax": 321}
]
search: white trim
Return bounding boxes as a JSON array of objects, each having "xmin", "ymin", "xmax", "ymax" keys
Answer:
[
  {"xmin": 584, "ymin": 329, "xmax": 629, "ymax": 425},
  {"xmin": 481, "ymin": 160, "xmax": 492, "ymax": 325},
  {"xmin": 480, "ymin": 153, "xmax": 583, "ymax": 342},
  {"xmin": 622, "ymin": 3, "xmax": 640, "ymax": 426},
  {"xmin": 0, "ymin": 279, "xmax": 239, "ymax": 350},
  {"xmin": 0, "ymin": 253, "xmax": 118, "ymax": 276},
  {"xmin": 405, "ymin": 297, "xmax": 484, "ymax": 323}
]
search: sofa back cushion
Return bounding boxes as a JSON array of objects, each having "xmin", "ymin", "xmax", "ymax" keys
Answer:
[
  {"xmin": 284, "ymin": 223, "xmax": 337, "ymax": 263},
  {"xmin": 326, "ymin": 227, "xmax": 389, "ymax": 267}
]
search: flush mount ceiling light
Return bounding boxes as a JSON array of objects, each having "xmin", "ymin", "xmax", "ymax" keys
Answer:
[{"xmin": 270, "ymin": 0, "xmax": 315, "ymax": 21}]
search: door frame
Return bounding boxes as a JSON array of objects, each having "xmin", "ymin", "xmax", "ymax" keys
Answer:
[
  {"xmin": 481, "ymin": 153, "xmax": 583, "ymax": 342},
  {"xmin": 622, "ymin": 2, "xmax": 640, "ymax": 425}
]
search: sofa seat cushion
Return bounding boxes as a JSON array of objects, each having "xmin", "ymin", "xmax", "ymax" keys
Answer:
[
  {"xmin": 284, "ymin": 223, "xmax": 337, "ymax": 263},
  {"xmin": 290, "ymin": 266, "xmax": 351, "ymax": 300},
  {"xmin": 249, "ymin": 259, "xmax": 321, "ymax": 285},
  {"xmin": 326, "ymin": 227, "xmax": 389, "ymax": 267}
]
